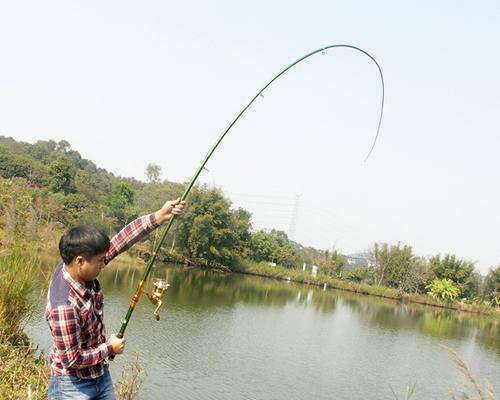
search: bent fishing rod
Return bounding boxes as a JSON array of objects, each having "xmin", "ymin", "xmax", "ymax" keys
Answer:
[{"xmin": 110, "ymin": 44, "xmax": 385, "ymax": 358}]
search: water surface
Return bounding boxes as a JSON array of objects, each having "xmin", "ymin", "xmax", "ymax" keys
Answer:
[{"xmin": 26, "ymin": 262, "xmax": 500, "ymax": 399}]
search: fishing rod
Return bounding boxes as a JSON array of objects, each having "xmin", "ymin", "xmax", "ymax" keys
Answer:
[{"xmin": 110, "ymin": 44, "xmax": 385, "ymax": 359}]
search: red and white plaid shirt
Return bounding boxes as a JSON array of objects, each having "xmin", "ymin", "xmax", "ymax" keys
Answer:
[{"xmin": 45, "ymin": 213, "xmax": 160, "ymax": 379}]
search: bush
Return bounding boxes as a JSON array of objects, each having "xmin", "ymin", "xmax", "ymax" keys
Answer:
[{"xmin": 426, "ymin": 278, "xmax": 460, "ymax": 302}]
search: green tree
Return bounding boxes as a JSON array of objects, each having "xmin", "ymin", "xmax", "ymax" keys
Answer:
[
  {"xmin": 48, "ymin": 158, "xmax": 75, "ymax": 194},
  {"xmin": 483, "ymin": 265, "xmax": 500, "ymax": 306},
  {"xmin": 250, "ymin": 230, "xmax": 297, "ymax": 268},
  {"xmin": 0, "ymin": 145, "xmax": 48, "ymax": 186},
  {"xmin": 106, "ymin": 182, "xmax": 137, "ymax": 227},
  {"xmin": 320, "ymin": 250, "xmax": 345, "ymax": 278},
  {"xmin": 373, "ymin": 242, "xmax": 430, "ymax": 293},
  {"xmin": 175, "ymin": 186, "xmax": 251, "ymax": 267},
  {"xmin": 429, "ymin": 254, "xmax": 476, "ymax": 298}
]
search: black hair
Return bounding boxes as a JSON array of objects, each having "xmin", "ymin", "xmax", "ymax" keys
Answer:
[{"xmin": 59, "ymin": 225, "xmax": 111, "ymax": 264}]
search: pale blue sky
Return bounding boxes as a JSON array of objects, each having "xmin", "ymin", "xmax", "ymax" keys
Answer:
[{"xmin": 1, "ymin": 1, "xmax": 499, "ymax": 272}]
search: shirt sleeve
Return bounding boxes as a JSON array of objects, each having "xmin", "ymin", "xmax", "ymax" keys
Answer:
[
  {"xmin": 104, "ymin": 213, "xmax": 160, "ymax": 264},
  {"xmin": 48, "ymin": 305, "xmax": 112, "ymax": 369}
]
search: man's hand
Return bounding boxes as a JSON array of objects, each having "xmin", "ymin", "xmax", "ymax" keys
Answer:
[
  {"xmin": 155, "ymin": 198, "xmax": 186, "ymax": 224},
  {"xmin": 108, "ymin": 333, "xmax": 126, "ymax": 355}
]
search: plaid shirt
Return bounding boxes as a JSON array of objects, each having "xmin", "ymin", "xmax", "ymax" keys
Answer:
[{"xmin": 45, "ymin": 213, "xmax": 160, "ymax": 379}]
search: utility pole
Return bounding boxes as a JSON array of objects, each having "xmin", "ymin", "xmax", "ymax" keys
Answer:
[{"xmin": 288, "ymin": 194, "xmax": 300, "ymax": 240}]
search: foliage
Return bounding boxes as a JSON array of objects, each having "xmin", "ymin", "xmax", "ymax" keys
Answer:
[
  {"xmin": 429, "ymin": 254, "xmax": 476, "ymax": 298},
  {"xmin": 0, "ymin": 339, "xmax": 49, "ymax": 400},
  {"xmin": 114, "ymin": 354, "xmax": 144, "ymax": 400},
  {"xmin": 106, "ymin": 182, "xmax": 137, "ymax": 228},
  {"xmin": 373, "ymin": 243, "xmax": 430, "ymax": 293},
  {"xmin": 0, "ymin": 177, "xmax": 36, "ymax": 241},
  {"xmin": 250, "ymin": 229, "xmax": 297, "ymax": 268},
  {"xmin": 0, "ymin": 145, "xmax": 48, "ymax": 186},
  {"xmin": 426, "ymin": 278, "xmax": 460, "ymax": 301},
  {"xmin": 175, "ymin": 186, "xmax": 252, "ymax": 267},
  {"xmin": 319, "ymin": 249, "xmax": 345, "ymax": 278},
  {"xmin": 0, "ymin": 251, "xmax": 45, "ymax": 338},
  {"xmin": 483, "ymin": 266, "xmax": 500, "ymax": 306},
  {"xmin": 48, "ymin": 157, "xmax": 75, "ymax": 194},
  {"xmin": 347, "ymin": 266, "xmax": 373, "ymax": 283}
]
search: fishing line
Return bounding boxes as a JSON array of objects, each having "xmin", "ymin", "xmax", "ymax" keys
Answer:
[{"xmin": 111, "ymin": 44, "xmax": 385, "ymax": 350}]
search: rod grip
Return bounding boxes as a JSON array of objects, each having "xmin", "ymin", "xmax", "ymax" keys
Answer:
[{"xmin": 108, "ymin": 332, "xmax": 124, "ymax": 361}]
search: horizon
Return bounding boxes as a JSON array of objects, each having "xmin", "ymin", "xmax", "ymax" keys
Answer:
[{"xmin": 0, "ymin": 134, "xmax": 495, "ymax": 275}]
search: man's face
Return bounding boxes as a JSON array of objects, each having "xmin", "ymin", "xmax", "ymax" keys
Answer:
[{"xmin": 75, "ymin": 252, "xmax": 107, "ymax": 282}]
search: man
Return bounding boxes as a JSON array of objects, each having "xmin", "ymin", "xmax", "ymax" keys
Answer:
[{"xmin": 46, "ymin": 197, "xmax": 185, "ymax": 399}]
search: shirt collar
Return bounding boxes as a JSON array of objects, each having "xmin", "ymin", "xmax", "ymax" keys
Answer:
[{"xmin": 62, "ymin": 263, "xmax": 88, "ymax": 298}]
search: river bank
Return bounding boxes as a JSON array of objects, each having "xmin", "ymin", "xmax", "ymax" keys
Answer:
[
  {"xmin": 232, "ymin": 259, "xmax": 499, "ymax": 318},
  {"xmin": 133, "ymin": 249, "xmax": 499, "ymax": 318}
]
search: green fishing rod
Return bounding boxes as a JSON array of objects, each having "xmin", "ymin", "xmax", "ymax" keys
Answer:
[{"xmin": 111, "ymin": 44, "xmax": 385, "ymax": 357}]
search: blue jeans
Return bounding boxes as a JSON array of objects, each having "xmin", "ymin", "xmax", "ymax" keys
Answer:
[{"xmin": 48, "ymin": 366, "xmax": 116, "ymax": 400}]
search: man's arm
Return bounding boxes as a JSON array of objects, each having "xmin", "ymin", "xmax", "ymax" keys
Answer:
[
  {"xmin": 104, "ymin": 213, "xmax": 159, "ymax": 264},
  {"xmin": 104, "ymin": 198, "xmax": 185, "ymax": 265},
  {"xmin": 48, "ymin": 306, "xmax": 112, "ymax": 369}
]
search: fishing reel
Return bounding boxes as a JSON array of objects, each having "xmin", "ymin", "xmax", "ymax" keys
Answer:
[{"xmin": 146, "ymin": 278, "xmax": 170, "ymax": 321}]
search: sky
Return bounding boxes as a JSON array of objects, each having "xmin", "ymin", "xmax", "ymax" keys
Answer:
[{"xmin": 0, "ymin": 1, "xmax": 499, "ymax": 273}]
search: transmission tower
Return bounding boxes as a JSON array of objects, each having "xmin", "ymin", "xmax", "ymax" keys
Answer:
[{"xmin": 288, "ymin": 194, "xmax": 300, "ymax": 240}]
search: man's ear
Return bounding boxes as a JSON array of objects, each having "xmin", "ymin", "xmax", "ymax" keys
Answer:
[{"xmin": 75, "ymin": 255, "xmax": 85, "ymax": 266}]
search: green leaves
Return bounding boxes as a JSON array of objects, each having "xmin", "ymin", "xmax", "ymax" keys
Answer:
[
  {"xmin": 429, "ymin": 254, "xmax": 476, "ymax": 297},
  {"xmin": 176, "ymin": 186, "xmax": 252, "ymax": 267},
  {"xmin": 426, "ymin": 278, "xmax": 460, "ymax": 301},
  {"xmin": 106, "ymin": 181, "xmax": 137, "ymax": 228},
  {"xmin": 48, "ymin": 157, "xmax": 75, "ymax": 194},
  {"xmin": 373, "ymin": 242, "xmax": 429, "ymax": 293},
  {"xmin": 250, "ymin": 230, "xmax": 297, "ymax": 268}
]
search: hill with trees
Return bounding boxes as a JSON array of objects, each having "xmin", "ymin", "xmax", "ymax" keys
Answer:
[{"xmin": 0, "ymin": 136, "xmax": 498, "ymax": 308}]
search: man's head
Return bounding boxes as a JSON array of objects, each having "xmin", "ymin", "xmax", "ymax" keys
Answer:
[{"xmin": 59, "ymin": 225, "xmax": 110, "ymax": 282}]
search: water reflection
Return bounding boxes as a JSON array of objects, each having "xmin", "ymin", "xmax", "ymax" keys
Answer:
[{"xmin": 101, "ymin": 263, "xmax": 499, "ymax": 355}]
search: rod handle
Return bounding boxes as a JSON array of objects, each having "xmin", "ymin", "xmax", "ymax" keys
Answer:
[{"xmin": 108, "ymin": 332, "xmax": 124, "ymax": 361}]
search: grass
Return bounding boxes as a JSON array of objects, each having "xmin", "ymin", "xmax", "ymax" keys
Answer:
[
  {"xmin": 444, "ymin": 346, "xmax": 497, "ymax": 400},
  {"xmin": 114, "ymin": 353, "xmax": 145, "ymax": 400},
  {"xmin": 0, "ymin": 249, "xmax": 50, "ymax": 399}
]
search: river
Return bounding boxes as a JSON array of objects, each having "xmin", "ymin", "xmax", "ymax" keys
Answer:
[{"xmin": 25, "ymin": 262, "xmax": 500, "ymax": 399}]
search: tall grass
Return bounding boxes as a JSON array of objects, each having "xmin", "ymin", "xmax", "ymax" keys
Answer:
[
  {"xmin": 0, "ymin": 249, "xmax": 50, "ymax": 399},
  {"xmin": 0, "ymin": 249, "xmax": 47, "ymax": 339},
  {"xmin": 444, "ymin": 346, "xmax": 497, "ymax": 400}
]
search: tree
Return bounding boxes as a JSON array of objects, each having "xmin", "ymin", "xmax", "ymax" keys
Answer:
[
  {"xmin": 175, "ymin": 186, "xmax": 252, "ymax": 267},
  {"xmin": 373, "ymin": 242, "xmax": 430, "ymax": 293},
  {"xmin": 250, "ymin": 230, "xmax": 297, "ymax": 268},
  {"xmin": 429, "ymin": 254, "xmax": 476, "ymax": 298},
  {"xmin": 48, "ymin": 158, "xmax": 75, "ymax": 194},
  {"xmin": 106, "ymin": 181, "xmax": 137, "ymax": 227},
  {"xmin": 320, "ymin": 250, "xmax": 345, "ymax": 278},
  {"xmin": 483, "ymin": 265, "xmax": 500, "ymax": 306},
  {"xmin": 145, "ymin": 163, "xmax": 162, "ymax": 184}
]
